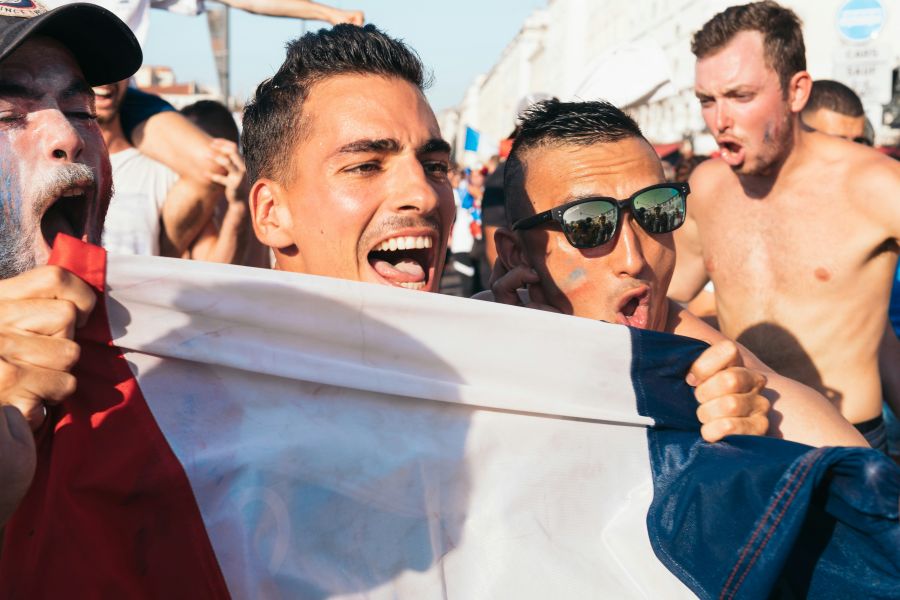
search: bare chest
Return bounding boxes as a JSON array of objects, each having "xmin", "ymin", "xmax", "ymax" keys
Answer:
[{"xmin": 695, "ymin": 188, "xmax": 878, "ymax": 300}]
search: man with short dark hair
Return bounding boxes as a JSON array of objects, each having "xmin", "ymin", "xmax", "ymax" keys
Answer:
[
  {"xmin": 802, "ymin": 79, "xmax": 868, "ymax": 144},
  {"xmin": 243, "ymin": 24, "xmax": 455, "ymax": 292},
  {"xmin": 491, "ymin": 98, "xmax": 865, "ymax": 447},
  {"xmin": 669, "ymin": 1, "xmax": 900, "ymax": 450}
]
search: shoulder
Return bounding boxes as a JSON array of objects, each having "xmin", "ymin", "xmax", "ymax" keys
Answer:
[
  {"xmin": 687, "ymin": 158, "xmax": 735, "ymax": 205},
  {"xmin": 666, "ymin": 301, "xmax": 771, "ymax": 372}
]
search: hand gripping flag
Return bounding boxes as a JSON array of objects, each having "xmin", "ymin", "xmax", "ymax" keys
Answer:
[{"xmin": 2, "ymin": 236, "xmax": 899, "ymax": 599}]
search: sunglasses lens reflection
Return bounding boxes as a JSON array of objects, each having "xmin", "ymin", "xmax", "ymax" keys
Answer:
[
  {"xmin": 633, "ymin": 187, "xmax": 685, "ymax": 234},
  {"xmin": 562, "ymin": 201, "xmax": 617, "ymax": 247}
]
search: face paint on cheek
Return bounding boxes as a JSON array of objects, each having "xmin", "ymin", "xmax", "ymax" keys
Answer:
[
  {"xmin": 763, "ymin": 122, "xmax": 774, "ymax": 145},
  {"xmin": 563, "ymin": 267, "xmax": 587, "ymax": 290},
  {"xmin": 0, "ymin": 136, "xmax": 34, "ymax": 279}
]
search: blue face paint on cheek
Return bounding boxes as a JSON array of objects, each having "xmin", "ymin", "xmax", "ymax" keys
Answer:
[
  {"xmin": 0, "ymin": 135, "xmax": 23, "ymax": 228},
  {"xmin": 566, "ymin": 267, "xmax": 587, "ymax": 286}
]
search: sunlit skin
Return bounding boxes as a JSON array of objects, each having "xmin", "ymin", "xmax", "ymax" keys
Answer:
[
  {"xmin": 489, "ymin": 136, "xmax": 867, "ymax": 447},
  {"xmin": 92, "ymin": 79, "xmax": 128, "ymax": 127},
  {"xmin": 502, "ymin": 138, "xmax": 674, "ymax": 330},
  {"xmin": 671, "ymin": 28, "xmax": 900, "ymax": 427},
  {"xmin": 251, "ymin": 74, "xmax": 454, "ymax": 292},
  {"xmin": 802, "ymin": 107, "xmax": 866, "ymax": 142},
  {"xmin": 694, "ymin": 31, "xmax": 802, "ymax": 177},
  {"xmin": 0, "ymin": 37, "xmax": 111, "ymax": 268}
]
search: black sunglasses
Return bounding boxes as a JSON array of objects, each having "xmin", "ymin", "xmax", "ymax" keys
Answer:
[{"xmin": 512, "ymin": 182, "xmax": 689, "ymax": 249}]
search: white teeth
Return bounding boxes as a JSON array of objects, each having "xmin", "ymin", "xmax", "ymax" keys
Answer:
[
  {"xmin": 398, "ymin": 281, "xmax": 426, "ymax": 290},
  {"xmin": 60, "ymin": 188, "xmax": 84, "ymax": 197},
  {"xmin": 375, "ymin": 235, "xmax": 433, "ymax": 252}
]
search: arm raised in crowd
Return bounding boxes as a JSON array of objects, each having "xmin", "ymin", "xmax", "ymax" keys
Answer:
[
  {"xmin": 187, "ymin": 140, "xmax": 252, "ymax": 264},
  {"xmin": 218, "ymin": 0, "xmax": 363, "ymax": 24}
]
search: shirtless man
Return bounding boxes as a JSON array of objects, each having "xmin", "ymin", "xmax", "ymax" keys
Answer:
[
  {"xmin": 668, "ymin": 1, "xmax": 900, "ymax": 449},
  {"xmin": 487, "ymin": 98, "xmax": 864, "ymax": 448}
]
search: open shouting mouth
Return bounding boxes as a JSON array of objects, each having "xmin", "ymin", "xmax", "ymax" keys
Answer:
[
  {"xmin": 367, "ymin": 232, "xmax": 437, "ymax": 291},
  {"xmin": 717, "ymin": 137, "xmax": 746, "ymax": 168},
  {"xmin": 40, "ymin": 184, "xmax": 94, "ymax": 248},
  {"xmin": 615, "ymin": 285, "xmax": 651, "ymax": 329}
]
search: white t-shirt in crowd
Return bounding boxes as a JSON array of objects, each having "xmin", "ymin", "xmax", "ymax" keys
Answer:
[
  {"xmin": 103, "ymin": 148, "xmax": 178, "ymax": 256},
  {"xmin": 43, "ymin": 0, "xmax": 204, "ymax": 48}
]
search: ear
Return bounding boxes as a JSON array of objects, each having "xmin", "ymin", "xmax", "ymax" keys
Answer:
[
  {"xmin": 787, "ymin": 70, "xmax": 812, "ymax": 114},
  {"xmin": 250, "ymin": 178, "xmax": 294, "ymax": 249},
  {"xmin": 495, "ymin": 227, "xmax": 530, "ymax": 271}
]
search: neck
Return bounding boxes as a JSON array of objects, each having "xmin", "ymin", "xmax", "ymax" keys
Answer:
[{"xmin": 100, "ymin": 116, "xmax": 132, "ymax": 155}]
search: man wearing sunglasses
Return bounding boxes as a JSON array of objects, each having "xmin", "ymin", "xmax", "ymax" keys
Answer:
[
  {"xmin": 487, "ymin": 98, "xmax": 864, "ymax": 448},
  {"xmin": 668, "ymin": 1, "xmax": 900, "ymax": 450}
]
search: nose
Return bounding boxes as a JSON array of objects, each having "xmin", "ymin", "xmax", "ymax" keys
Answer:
[
  {"xmin": 713, "ymin": 100, "xmax": 732, "ymax": 134},
  {"xmin": 388, "ymin": 155, "xmax": 443, "ymax": 217},
  {"xmin": 38, "ymin": 108, "xmax": 84, "ymax": 164},
  {"xmin": 610, "ymin": 214, "xmax": 647, "ymax": 278}
]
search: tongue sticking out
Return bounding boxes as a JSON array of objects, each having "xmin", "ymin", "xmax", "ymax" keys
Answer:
[{"xmin": 372, "ymin": 258, "xmax": 426, "ymax": 284}]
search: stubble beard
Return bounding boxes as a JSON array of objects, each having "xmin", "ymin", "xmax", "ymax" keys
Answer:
[
  {"xmin": 0, "ymin": 163, "xmax": 106, "ymax": 280},
  {"xmin": 739, "ymin": 113, "xmax": 794, "ymax": 177}
]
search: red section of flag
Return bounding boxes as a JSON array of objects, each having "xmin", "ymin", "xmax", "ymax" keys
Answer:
[{"xmin": 0, "ymin": 236, "xmax": 230, "ymax": 598}]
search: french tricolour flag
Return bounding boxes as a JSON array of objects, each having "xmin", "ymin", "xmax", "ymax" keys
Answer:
[{"xmin": 2, "ymin": 236, "xmax": 899, "ymax": 599}]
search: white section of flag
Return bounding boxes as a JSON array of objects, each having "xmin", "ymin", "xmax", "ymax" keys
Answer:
[{"xmin": 105, "ymin": 255, "xmax": 692, "ymax": 598}]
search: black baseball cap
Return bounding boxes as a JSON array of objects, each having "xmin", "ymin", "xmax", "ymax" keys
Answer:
[{"xmin": 0, "ymin": 1, "xmax": 142, "ymax": 85}]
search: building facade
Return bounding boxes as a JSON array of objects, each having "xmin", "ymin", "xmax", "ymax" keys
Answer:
[{"xmin": 445, "ymin": 0, "xmax": 900, "ymax": 163}]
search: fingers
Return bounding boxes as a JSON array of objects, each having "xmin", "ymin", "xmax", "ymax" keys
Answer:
[
  {"xmin": 700, "ymin": 413, "xmax": 769, "ymax": 443},
  {"xmin": 0, "ymin": 266, "xmax": 95, "ymax": 328},
  {"xmin": 686, "ymin": 339, "xmax": 743, "ymax": 387},
  {"xmin": 0, "ymin": 360, "xmax": 77, "ymax": 428},
  {"xmin": 338, "ymin": 10, "xmax": 364, "ymax": 25},
  {"xmin": 696, "ymin": 390, "xmax": 769, "ymax": 424},
  {"xmin": 0, "ymin": 299, "xmax": 81, "ymax": 339},
  {"xmin": 0, "ymin": 331, "xmax": 80, "ymax": 372},
  {"xmin": 694, "ymin": 366, "xmax": 766, "ymax": 404},
  {"xmin": 491, "ymin": 265, "xmax": 540, "ymax": 307}
]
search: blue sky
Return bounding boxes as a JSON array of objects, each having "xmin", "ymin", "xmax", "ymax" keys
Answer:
[{"xmin": 145, "ymin": 0, "xmax": 547, "ymax": 112}]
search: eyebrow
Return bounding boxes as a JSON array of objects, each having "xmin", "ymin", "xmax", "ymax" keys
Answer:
[
  {"xmin": 337, "ymin": 138, "xmax": 401, "ymax": 154},
  {"xmin": 336, "ymin": 137, "xmax": 451, "ymax": 156},
  {"xmin": 419, "ymin": 138, "xmax": 451, "ymax": 155},
  {"xmin": 61, "ymin": 79, "xmax": 94, "ymax": 100},
  {"xmin": 0, "ymin": 79, "xmax": 93, "ymax": 101},
  {"xmin": 0, "ymin": 82, "xmax": 40, "ymax": 100}
]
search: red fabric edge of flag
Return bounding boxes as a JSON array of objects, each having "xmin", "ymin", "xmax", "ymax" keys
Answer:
[{"xmin": 0, "ymin": 236, "xmax": 231, "ymax": 598}]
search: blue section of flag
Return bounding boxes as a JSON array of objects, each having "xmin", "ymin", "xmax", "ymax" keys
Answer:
[
  {"xmin": 463, "ymin": 127, "xmax": 480, "ymax": 152},
  {"xmin": 630, "ymin": 327, "xmax": 900, "ymax": 599}
]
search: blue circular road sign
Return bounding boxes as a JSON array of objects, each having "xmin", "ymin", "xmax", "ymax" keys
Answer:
[{"xmin": 837, "ymin": 0, "xmax": 886, "ymax": 42}]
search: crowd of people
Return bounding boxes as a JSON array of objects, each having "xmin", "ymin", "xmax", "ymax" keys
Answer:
[{"xmin": 0, "ymin": 0, "xmax": 898, "ymax": 593}]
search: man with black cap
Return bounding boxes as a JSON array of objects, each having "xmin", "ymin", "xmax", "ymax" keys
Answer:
[{"xmin": 0, "ymin": 1, "xmax": 141, "ymax": 524}]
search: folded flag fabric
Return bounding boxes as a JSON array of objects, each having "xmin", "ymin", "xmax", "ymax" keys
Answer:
[{"xmin": 2, "ymin": 236, "xmax": 899, "ymax": 599}]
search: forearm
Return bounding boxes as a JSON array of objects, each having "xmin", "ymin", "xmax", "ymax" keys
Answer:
[
  {"xmin": 763, "ymin": 371, "xmax": 867, "ymax": 447},
  {"xmin": 160, "ymin": 179, "xmax": 222, "ymax": 258},
  {"xmin": 220, "ymin": 0, "xmax": 344, "ymax": 21},
  {"xmin": 131, "ymin": 112, "xmax": 222, "ymax": 188},
  {"xmin": 202, "ymin": 205, "xmax": 247, "ymax": 264}
]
